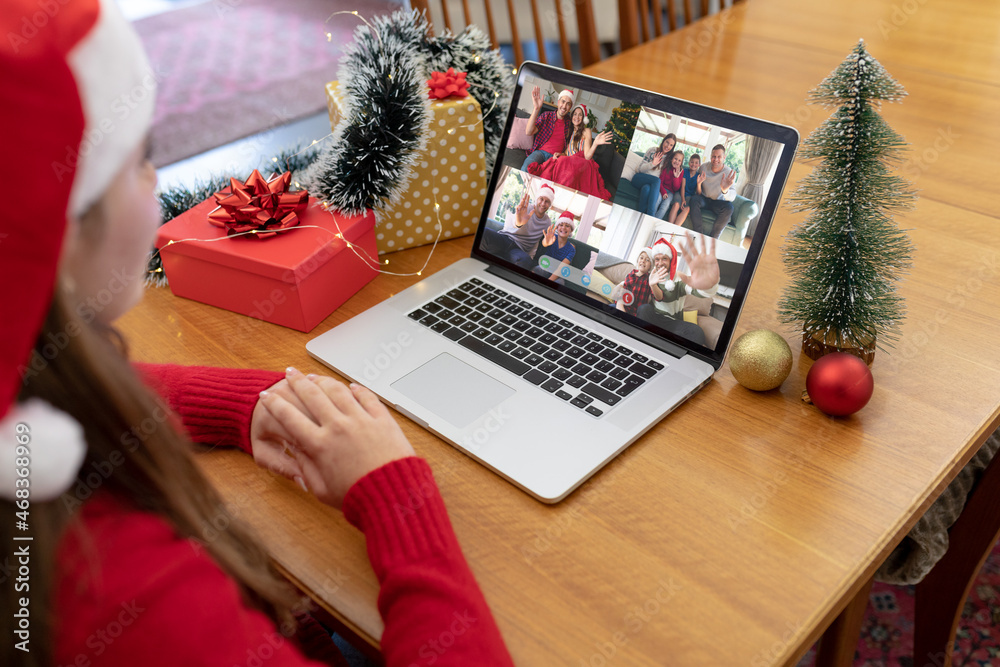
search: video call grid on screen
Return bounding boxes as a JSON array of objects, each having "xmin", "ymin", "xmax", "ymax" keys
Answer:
[{"xmin": 473, "ymin": 63, "xmax": 795, "ymax": 360}]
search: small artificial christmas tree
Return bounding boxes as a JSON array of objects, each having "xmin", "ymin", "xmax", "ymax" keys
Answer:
[
  {"xmin": 777, "ymin": 40, "xmax": 915, "ymax": 362},
  {"xmin": 604, "ymin": 102, "xmax": 641, "ymax": 157}
]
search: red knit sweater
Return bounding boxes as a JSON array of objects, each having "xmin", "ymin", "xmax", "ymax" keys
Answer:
[{"xmin": 54, "ymin": 364, "xmax": 513, "ymax": 667}]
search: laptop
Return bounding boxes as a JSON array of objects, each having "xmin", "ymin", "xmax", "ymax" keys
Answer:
[{"xmin": 307, "ymin": 61, "xmax": 798, "ymax": 503}]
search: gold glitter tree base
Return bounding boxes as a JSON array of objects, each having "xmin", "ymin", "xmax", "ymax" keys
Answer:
[{"xmin": 802, "ymin": 330, "xmax": 876, "ymax": 366}]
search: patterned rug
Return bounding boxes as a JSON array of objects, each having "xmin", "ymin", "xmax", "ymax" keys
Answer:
[
  {"xmin": 134, "ymin": 0, "xmax": 402, "ymax": 167},
  {"xmin": 796, "ymin": 538, "xmax": 1000, "ymax": 666}
]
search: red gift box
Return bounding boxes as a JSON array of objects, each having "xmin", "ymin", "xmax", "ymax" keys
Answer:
[{"xmin": 156, "ymin": 197, "xmax": 378, "ymax": 332}]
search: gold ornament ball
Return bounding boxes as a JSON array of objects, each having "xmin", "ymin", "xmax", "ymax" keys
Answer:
[{"xmin": 729, "ymin": 329, "xmax": 793, "ymax": 391}]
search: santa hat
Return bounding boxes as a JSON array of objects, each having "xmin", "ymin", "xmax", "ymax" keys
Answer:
[
  {"xmin": 650, "ymin": 238, "xmax": 678, "ymax": 281},
  {"xmin": 0, "ymin": 0, "xmax": 155, "ymax": 501},
  {"xmin": 558, "ymin": 89, "xmax": 575, "ymax": 104},
  {"xmin": 537, "ymin": 183, "xmax": 556, "ymax": 202},
  {"xmin": 556, "ymin": 210, "xmax": 576, "ymax": 230}
]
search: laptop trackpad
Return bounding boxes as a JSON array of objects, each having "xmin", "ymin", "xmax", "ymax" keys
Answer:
[{"xmin": 391, "ymin": 353, "xmax": 515, "ymax": 429}]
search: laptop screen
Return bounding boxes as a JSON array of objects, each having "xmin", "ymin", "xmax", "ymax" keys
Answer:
[{"xmin": 470, "ymin": 62, "xmax": 798, "ymax": 368}]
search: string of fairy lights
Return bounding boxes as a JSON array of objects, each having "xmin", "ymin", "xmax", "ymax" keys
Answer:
[{"xmin": 149, "ymin": 10, "xmax": 511, "ymax": 281}]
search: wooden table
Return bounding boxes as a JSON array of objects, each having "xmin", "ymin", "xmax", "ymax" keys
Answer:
[{"xmin": 120, "ymin": 0, "xmax": 1000, "ymax": 663}]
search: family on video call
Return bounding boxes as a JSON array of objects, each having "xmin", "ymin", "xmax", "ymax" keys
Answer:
[
  {"xmin": 520, "ymin": 86, "xmax": 613, "ymax": 200},
  {"xmin": 479, "ymin": 78, "xmax": 775, "ymax": 346},
  {"xmin": 504, "ymin": 79, "xmax": 759, "ymax": 244},
  {"xmin": 631, "ymin": 137, "xmax": 738, "ymax": 239},
  {"xmin": 480, "ymin": 172, "xmax": 723, "ymax": 347}
]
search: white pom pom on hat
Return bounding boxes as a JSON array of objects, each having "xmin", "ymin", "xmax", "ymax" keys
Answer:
[{"xmin": 0, "ymin": 401, "xmax": 86, "ymax": 503}]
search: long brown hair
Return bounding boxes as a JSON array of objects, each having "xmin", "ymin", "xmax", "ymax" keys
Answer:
[
  {"xmin": 569, "ymin": 106, "xmax": 588, "ymax": 155},
  {"xmin": 2, "ymin": 292, "xmax": 299, "ymax": 666},
  {"xmin": 659, "ymin": 133, "xmax": 677, "ymax": 154}
]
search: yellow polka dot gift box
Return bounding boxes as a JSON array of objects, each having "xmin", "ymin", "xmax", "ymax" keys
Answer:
[{"xmin": 325, "ymin": 81, "xmax": 487, "ymax": 254}]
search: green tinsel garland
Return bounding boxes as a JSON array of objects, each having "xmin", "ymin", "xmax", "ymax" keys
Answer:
[
  {"xmin": 303, "ymin": 9, "xmax": 513, "ymax": 219},
  {"xmin": 147, "ymin": 11, "xmax": 513, "ymax": 283}
]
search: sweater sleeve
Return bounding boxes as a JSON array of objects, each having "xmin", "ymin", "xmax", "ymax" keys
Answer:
[
  {"xmin": 135, "ymin": 363, "xmax": 283, "ymax": 455},
  {"xmin": 342, "ymin": 457, "xmax": 514, "ymax": 666},
  {"xmin": 55, "ymin": 494, "xmax": 331, "ymax": 667},
  {"xmin": 637, "ymin": 148, "xmax": 658, "ymax": 175}
]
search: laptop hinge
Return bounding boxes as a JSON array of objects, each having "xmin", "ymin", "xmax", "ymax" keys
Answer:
[{"xmin": 484, "ymin": 263, "xmax": 699, "ymax": 363}]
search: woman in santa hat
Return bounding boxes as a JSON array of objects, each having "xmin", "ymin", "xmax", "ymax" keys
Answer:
[
  {"xmin": 526, "ymin": 104, "xmax": 613, "ymax": 200},
  {"xmin": 0, "ymin": 2, "xmax": 512, "ymax": 666},
  {"xmin": 565, "ymin": 104, "xmax": 611, "ymax": 160}
]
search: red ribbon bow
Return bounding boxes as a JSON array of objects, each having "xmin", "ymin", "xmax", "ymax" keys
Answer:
[
  {"xmin": 427, "ymin": 68, "xmax": 470, "ymax": 100},
  {"xmin": 207, "ymin": 170, "xmax": 308, "ymax": 239}
]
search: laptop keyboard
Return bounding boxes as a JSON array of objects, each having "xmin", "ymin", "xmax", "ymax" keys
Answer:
[{"xmin": 406, "ymin": 277, "xmax": 666, "ymax": 418}]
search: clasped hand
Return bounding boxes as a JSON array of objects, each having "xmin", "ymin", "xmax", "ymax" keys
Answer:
[{"xmin": 252, "ymin": 368, "xmax": 415, "ymax": 508}]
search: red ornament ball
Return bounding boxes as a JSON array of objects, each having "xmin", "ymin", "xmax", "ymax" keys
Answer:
[{"xmin": 805, "ymin": 352, "xmax": 874, "ymax": 417}]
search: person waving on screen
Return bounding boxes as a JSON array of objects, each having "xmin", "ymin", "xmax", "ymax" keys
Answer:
[{"xmin": 689, "ymin": 144, "xmax": 738, "ymax": 238}]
